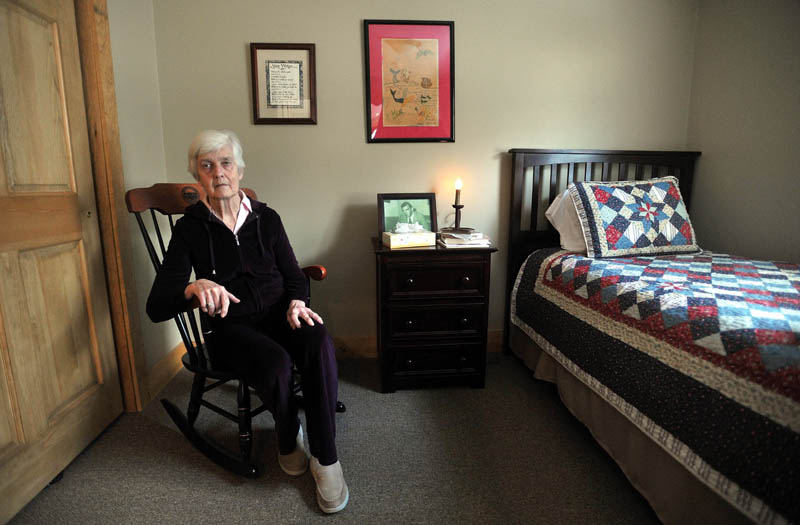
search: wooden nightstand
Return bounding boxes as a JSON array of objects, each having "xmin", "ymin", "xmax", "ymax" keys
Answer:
[{"xmin": 374, "ymin": 239, "xmax": 497, "ymax": 392}]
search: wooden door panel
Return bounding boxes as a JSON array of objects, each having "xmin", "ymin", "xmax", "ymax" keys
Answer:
[
  {"xmin": 22, "ymin": 243, "xmax": 100, "ymax": 408},
  {"xmin": 0, "ymin": 0, "xmax": 73, "ymax": 192},
  {"xmin": 0, "ymin": 245, "xmax": 100, "ymax": 441},
  {"xmin": 0, "ymin": 251, "xmax": 52, "ymax": 439},
  {"xmin": 0, "ymin": 0, "xmax": 122, "ymax": 519},
  {"xmin": 0, "ymin": 377, "xmax": 117, "ymax": 519},
  {"xmin": 0, "ymin": 319, "xmax": 21, "ymax": 456}
]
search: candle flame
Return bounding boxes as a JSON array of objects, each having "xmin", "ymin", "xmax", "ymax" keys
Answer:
[{"xmin": 455, "ymin": 178, "xmax": 463, "ymax": 190}]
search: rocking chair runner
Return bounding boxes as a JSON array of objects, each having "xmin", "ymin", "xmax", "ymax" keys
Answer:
[{"xmin": 125, "ymin": 183, "xmax": 344, "ymax": 478}]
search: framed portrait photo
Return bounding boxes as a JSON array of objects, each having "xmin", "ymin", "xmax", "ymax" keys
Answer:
[
  {"xmin": 250, "ymin": 43, "xmax": 317, "ymax": 124},
  {"xmin": 378, "ymin": 193, "xmax": 438, "ymax": 235},
  {"xmin": 363, "ymin": 20, "xmax": 454, "ymax": 143}
]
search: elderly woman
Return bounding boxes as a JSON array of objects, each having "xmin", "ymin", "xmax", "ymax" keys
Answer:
[{"xmin": 146, "ymin": 129, "xmax": 348, "ymax": 513}]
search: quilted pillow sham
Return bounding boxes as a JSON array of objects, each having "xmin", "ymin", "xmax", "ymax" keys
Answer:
[{"xmin": 567, "ymin": 176, "xmax": 699, "ymax": 258}]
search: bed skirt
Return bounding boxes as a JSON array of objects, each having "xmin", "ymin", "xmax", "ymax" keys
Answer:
[{"xmin": 509, "ymin": 324, "xmax": 750, "ymax": 524}]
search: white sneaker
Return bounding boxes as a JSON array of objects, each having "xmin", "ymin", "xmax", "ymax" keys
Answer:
[
  {"xmin": 310, "ymin": 457, "xmax": 349, "ymax": 513},
  {"xmin": 278, "ymin": 426, "xmax": 308, "ymax": 476}
]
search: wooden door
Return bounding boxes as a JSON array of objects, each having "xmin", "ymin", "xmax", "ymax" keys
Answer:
[{"xmin": 0, "ymin": 0, "xmax": 123, "ymax": 519}]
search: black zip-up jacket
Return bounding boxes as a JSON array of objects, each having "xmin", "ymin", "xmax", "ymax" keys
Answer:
[{"xmin": 146, "ymin": 199, "xmax": 308, "ymax": 323}]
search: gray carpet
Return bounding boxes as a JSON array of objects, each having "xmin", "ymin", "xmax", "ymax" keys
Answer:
[{"xmin": 12, "ymin": 355, "xmax": 658, "ymax": 524}]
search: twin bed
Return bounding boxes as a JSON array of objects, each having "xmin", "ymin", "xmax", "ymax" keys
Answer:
[{"xmin": 503, "ymin": 149, "xmax": 799, "ymax": 524}]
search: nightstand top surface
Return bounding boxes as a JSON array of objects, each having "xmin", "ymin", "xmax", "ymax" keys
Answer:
[{"xmin": 372, "ymin": 237, "xmax": 498, "ymax": 254}]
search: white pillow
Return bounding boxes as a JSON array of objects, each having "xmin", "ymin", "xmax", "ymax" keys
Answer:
[{"xmin": 545, "ymin": 189, "xmax": 587, "ymax": 253}]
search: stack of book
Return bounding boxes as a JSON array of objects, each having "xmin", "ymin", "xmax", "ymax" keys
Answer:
[{"xmin": 438, "ymin": 231, "xmax": 492, "ymax": 248}]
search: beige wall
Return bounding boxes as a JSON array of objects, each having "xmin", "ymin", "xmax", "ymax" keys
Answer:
[
  {"xmin": 110, "ymin": 0, "xmax": 701, "ymax": 358},
  {"xmin": 687, "ymin": 0, "xmax": 800, "ymax": 263},
  {"xmin": 107, "ymin": 0, "xmax": 179, "ymax": 395}
]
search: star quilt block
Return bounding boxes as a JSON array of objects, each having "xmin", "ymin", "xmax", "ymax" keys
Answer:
[{"xmin": 569, "ymin": 176, "xmax": 700, "ymax": 257}]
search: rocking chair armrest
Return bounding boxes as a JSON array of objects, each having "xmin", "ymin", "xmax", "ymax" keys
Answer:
[{"xmin": 302, "ymin": 265, "xmax": 327, "ymax": 281}]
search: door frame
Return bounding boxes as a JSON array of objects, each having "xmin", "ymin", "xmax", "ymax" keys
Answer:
[{"xmin": 75, "ymin": 0, "xmax": 140, "ymax": 411}]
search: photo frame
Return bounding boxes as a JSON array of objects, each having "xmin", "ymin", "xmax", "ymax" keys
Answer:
[
  {"xmin": 378, "ymin": 193, "xmax": 438, "ymax": 235},
  {"xmin": 250, "ymin": 43, "xmax": 317, "ymax": 124},
  {"xmin": 363, "ymin": 20, "xmax": 454, "ymax": 143}
]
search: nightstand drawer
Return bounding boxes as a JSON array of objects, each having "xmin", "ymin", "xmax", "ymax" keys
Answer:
[
  {"xmin": 386, "ymin": 304, "xmax": 484, "ymax": 339},
  {"xmin": 392, "ymin": 342, "xmax": 482, "ymax": 374},
  {"xmin": 386, "ymin": 262, "xmax": 484, "ymax": 298}
]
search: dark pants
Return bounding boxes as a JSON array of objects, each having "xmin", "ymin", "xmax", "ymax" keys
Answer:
[{"xmin": 207, "ymin": 305, "xmax": 338, "ymax": 465}]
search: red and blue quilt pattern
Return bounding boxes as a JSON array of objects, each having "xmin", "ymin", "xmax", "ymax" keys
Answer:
[
  {"xmin": 513, "ymin": 248, "xmax": 800, "ymax": 521},
  {"xmin": 569, "ymin": 176, "xmax": 700, "ymax": 257},
  {"xmin": 543, "ymin": 251, "xmax": 800, "ymax": 400}
]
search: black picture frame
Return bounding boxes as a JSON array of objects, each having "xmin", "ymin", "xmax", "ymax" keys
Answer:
[
  {"xmin": 363, "ymin": 20, "xmax": 455, "ymax": 143},
  {"xmin": 250, "ymin": 43, "xmax": 317, "ymax": 124},
  {"xmin": 377, "ymin": 193, "xmax": 438, "ymax": 235}
]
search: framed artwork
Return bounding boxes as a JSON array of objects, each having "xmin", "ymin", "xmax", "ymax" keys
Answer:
[
  {"xmin": 363, "ymin": 20, "xmax": 454, "ymax": 143},
  {"xmin": 378, "ymin": 193, "xmax": 438, "ymax": 235},
  {"xmin": 250, "ymin": 43, "xmax": 317, "ymax": 124}
]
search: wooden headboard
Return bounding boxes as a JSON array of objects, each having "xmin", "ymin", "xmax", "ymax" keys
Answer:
[{"xmin": 504, "ymin": 148, "xmax": 701, "ymax": 344}]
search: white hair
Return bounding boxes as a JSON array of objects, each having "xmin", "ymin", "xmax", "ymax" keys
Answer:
[{"xmin": 187, "ymin": 129, "xmax": 245, "ymax": 179}]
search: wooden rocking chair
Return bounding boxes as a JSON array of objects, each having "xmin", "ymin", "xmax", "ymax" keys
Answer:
[{"xmin": 125, "ymin": 183, "xmax": 343, "ymax": 477}]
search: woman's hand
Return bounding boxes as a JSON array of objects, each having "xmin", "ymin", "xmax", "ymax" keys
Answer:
[
  {"xmin": 286, "ymin": 299, "xmax": 323, "ymax": 330},
  {"xmin": 184, "ymin": 279, "xmax": 240, "ymax": 318}
]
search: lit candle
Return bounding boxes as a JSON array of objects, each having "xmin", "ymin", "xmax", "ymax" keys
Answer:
[{"xmin": 455, "ymin": 177, "xmax": 463, "ymax": 206}]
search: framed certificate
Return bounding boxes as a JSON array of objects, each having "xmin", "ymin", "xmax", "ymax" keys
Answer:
[{"xmin": 250, "ymin": 43, "xmax": 317, "ymax": 124}]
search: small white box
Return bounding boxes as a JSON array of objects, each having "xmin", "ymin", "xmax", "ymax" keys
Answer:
[{"xmin": 382, "ymin": 231, "xmax": 436, "ymax": 249}]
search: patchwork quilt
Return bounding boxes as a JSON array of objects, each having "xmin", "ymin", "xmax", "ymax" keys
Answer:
[{"xmin": 511, "ymin": 248, "xmax": 800, "ymax": 524}]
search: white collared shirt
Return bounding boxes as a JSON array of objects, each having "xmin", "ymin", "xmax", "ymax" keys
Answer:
[{"xmin": 233, "ymin": 191, "xmax": 252, "ymax": 234}]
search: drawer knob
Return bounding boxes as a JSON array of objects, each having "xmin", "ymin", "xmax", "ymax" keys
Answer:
[
  {"xmin": 459, "ymin": 317, "xmax": 469, "ymax": 327},
  {"xmin": 460, "ymin": 276, "xmax": 471, "ymax": 285},
  {"xmin": 405, "ymin": 320, "xmax": 414, "ymax": 329},
  {"xmin": 405, "ymin": 277, "xmax": 415, "ymax": 287},
  {"xmin": 459, "ymin": 356, "xmax": 467, "ymax": 367},
  {"xmin": 406, "ymin": 359, "xmax": 413, "ymax": 368}
]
